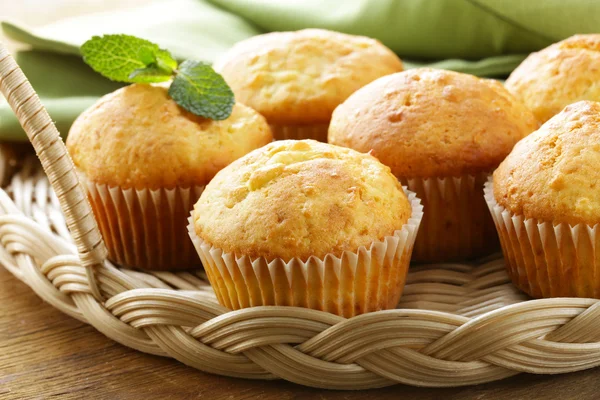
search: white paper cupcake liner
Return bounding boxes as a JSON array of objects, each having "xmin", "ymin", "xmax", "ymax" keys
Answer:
[
  {"xmin": 188, "ymin": 189, "xmax": 423, "ymax": 317},
  {"xmin": 269, "ymin": 123, "xmax": 329, "ymax": 142},
  {"xmin": 400, "ymin": 172, "xmax": 498, "ymax": 263},
  {"xmin": 484, "ymin": 179, "xmax": 600, "ymax": 298},
  {"xmin": 82, "ymin": 176, "xmax": 204, "ymax": 270}
]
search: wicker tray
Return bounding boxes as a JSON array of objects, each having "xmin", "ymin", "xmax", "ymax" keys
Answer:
[{"xmin": 2, "ymin": 43, "xmax": 600, "ymax": 390}]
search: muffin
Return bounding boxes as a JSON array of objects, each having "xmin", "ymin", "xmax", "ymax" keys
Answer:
[
  {"xmin": 188, "ymin": 140, "xmax": 423, "ymax": 316},
  {"xmin": 506, "ymin": 34, "xmax": 600, "ymax": 124},
  {"xmin": 329, "ymin": 68, "xmax": 539, "ymax": 262},
  {"xmin": 214, "ymin": 29, "xmax": 403, "ymax": 142},
  {"xmin": 487, "ymin": 101, "xmax": 600, "ymax": 298},
  {"xmin": 67, "ymin": 83, "xmax": 272, "ymax": 270}
]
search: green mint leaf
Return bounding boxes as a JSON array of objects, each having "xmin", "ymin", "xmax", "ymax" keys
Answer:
[
  {"xmin": 129, "ymin": 65, "xmax": 173, "ymax": 82},
  {"xmin": 155, "ymin": 55, "xmax": 177, "ymax": 75},
  {"xmin": 168, "ymin": 60, "xmax": 235, "ymax": 120},
  {"xmin": 81, "ymin": 34, "xmax": 177, "ymax": 83},
  {"xmin": 137, "ymin": 46, "xmax": 156, "ymax": 65}
]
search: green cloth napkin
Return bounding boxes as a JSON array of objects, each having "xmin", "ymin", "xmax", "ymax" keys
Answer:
[{"xmin": 1, "ymin": 0, "xmax": 599, "ymax": 141}]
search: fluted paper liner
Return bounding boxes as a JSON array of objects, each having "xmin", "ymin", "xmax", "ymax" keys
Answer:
[
  {"xmin": 82, "ymin": 176, "xmax": 204, "ymax": 270},
  {"xmin": 270, "ymin": 123, "xmax": 329, "ymax": 142},
  {"xmin": 485, "ymin": 180, "xmax": 600, "ymax": 299},
  {"xmin": 188, "ymin": 189, "xmax": 423, "ymax": 317},
  {"xmin": 400, "ymin": 172, "xmax": 498, "ymax": 262}
]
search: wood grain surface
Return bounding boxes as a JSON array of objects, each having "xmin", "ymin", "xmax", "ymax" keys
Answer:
[{"xmin": 1, "ymin": 266, "xmax": 599, "ymax": 400}]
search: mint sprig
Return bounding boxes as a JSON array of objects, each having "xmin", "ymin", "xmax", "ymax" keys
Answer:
[
  {"xmin": 81, "ymin": 34, "xmax": 234, "ymax": 120},
  {"xmin": 81, "ymin": 35, "xmax": 176, "ymax": 83},
  {"xmin": 169, "ymin": 61, "xmax": 234, "ymax": 121}
]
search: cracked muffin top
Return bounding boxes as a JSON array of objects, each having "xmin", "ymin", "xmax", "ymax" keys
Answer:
[
  {"xmin": 494, "ymin": 101, "xmax": 600, "ymax": 225},
  {"xmin": 67, "ymin": 83, "xmax": 272, "ymax": 189},
  {"xmin": 328, "ymin": 68, "xmax": 539, "ymax": 178},
  {"xmin": 506, "ymin": 34, "xmax": 600, "ymax": 124},
  {"xmin": 213, "ymin": 29, "xmax": 403, "ymax": 125},
  {"xmin": 192, "ymin": 139, "xmax": 411, "ymax": 261}
]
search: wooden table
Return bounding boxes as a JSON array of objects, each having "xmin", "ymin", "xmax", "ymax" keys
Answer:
[{"xmin": 2, "ymin": 266, "xmax": 599, "ymax": 400}]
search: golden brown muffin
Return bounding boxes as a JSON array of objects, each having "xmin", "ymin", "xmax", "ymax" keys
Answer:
[
  {"xmin": 68, "ymin": 84, "xmax": 272, "ymax": 189},
  {"xmin": 488, "ymin": 101, "xmax": 600, "ymax": 298},
  {"xmin": 193, "ymin": 140, "xmax": 410, "ymax": 260},
  {"xmin": 214, "ymin": 29, "xmax": 403, "ymax": 141},
  {"xmin": 67, "ymin": 83, "xmax": 273, "ymax": 270},
  {"xmin": 189, "ymin": 140, "xmax": 423, "ymax": 316},
  {"xmin": 506, "ymin": 34, "xmax": 600, "ymax": 124},
  {"xmin": 494, "ymin": 100, "xmax": 600, "ymax": 225},
  {"xmin": 329, "ymin": 68, "xmax": 539, "ymax": 177},
  {"xmin": 329, "ymin": 68, "xmax": 539, "ymax": 262}
]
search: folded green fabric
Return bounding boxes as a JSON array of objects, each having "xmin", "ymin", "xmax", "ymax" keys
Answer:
[{"xmin": 1, "ymin": 0, "xmax": 599, "ymax": 141}]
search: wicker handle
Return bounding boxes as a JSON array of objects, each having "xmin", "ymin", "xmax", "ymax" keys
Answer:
[{"xmin": 0, "ymin": 42, "xmax": 106, "ymax": 300}]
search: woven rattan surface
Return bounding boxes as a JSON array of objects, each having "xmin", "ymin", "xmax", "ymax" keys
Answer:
[
  {"xmin": 4, "ymin": 156, "xmax": 600, "ymax": 390},
  {"xmin": 2, "ymin": 43, "xmax": 600, "ymax": 390},
  {"xmin": 0, "ymin": 43, "xmax": 106, "ymax": 301}
]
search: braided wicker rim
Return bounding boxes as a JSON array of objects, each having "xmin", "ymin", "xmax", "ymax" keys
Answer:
[{"xmin": 2, "ymin": 43, "xmax": 600, "ymax": 390}]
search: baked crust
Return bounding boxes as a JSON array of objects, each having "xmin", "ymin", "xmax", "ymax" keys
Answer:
[
  {"xmin": 329, "ymin": 68, "xmax": 538, "ymax": 178},
  {"xmin": 506, "ymin": 34, "xmax": 600, "ymax": 123},
  {"xmin": 67, "ymin": 84, "xmax": 273, "ymax": 189},
  {"xmin": 214, "ymin": 29, "xmax": 403, "ymax": 125},
  {"xmin": 494, "ymin": 101, "xmax": 600, "ymax": 225},
  {"xmin": 193, "ymin": 140, "xmax": 411, "ymax": 261}
]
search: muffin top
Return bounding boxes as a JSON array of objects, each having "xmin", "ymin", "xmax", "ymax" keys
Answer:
[
  {"xmin": 193, "ymin": 140, "xmax": 411, "ymax": 261},
  {"xmin": 213, "ymin": 29, "xmax": 403, "ymax": 125},
  {"xmin": 67, "ymin": 83, "xmax": 272, "ymax": 189},
  {"xmin": 328, "ymin": 68, "xmax": 539, "ymax": 178},
  {"xmin": 505, "ymin": 34, "xmax": 600, "ymax": 124},
  {"xmin": 494, "ymin": 101, "xmax": 600, "ymax": 225}
]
